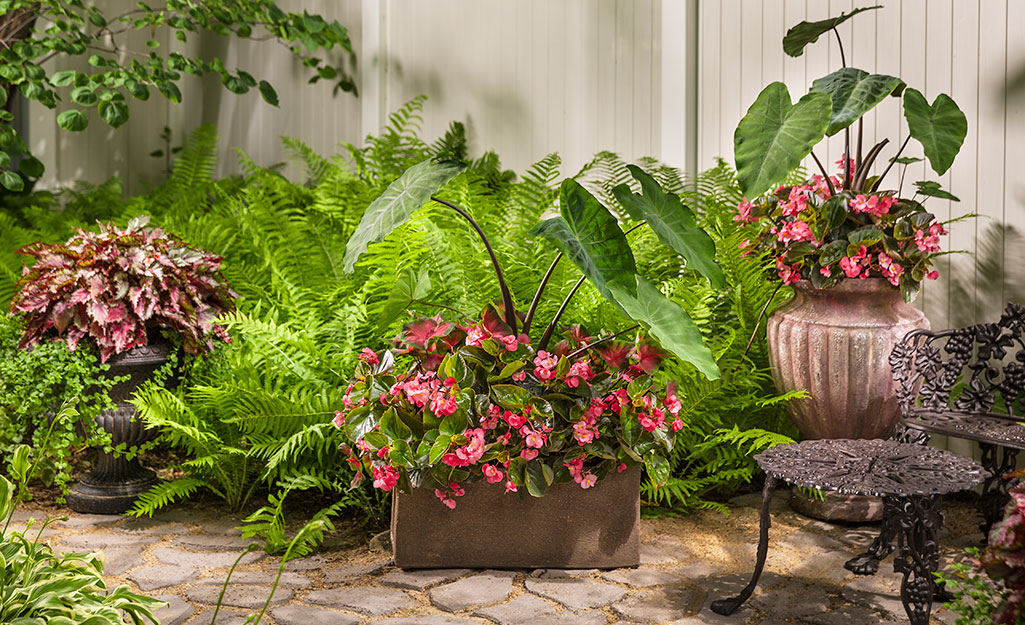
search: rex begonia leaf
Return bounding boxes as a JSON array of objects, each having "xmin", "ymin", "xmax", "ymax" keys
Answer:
[
  {"xmin": 734, "ymin": 83, "xmax": 831, "ymax": 198},
  {"xmin": 607, "ymin": 274, "xmax": 720, "ymax": 381},
  {"xmin": 902, "ymin": 88, "xmax": 968, "ymax": 175},
  {"xmin": 612, "ymin": 165, "xmax": 725, "ymax": 289},
  {"xmin": 782, "ymin": 5, "xmax": 882, "ymax": 57},
  {"xmin": 531, "ymin": 178, "xmax": 636, "ymax": 303},
  {"xmin": 809, "ymin": 67, "xmax": 905, "ymax": 136},
  {"xmin": 343, "ymin": 158, "xmax": 466, "ymax": 272}
]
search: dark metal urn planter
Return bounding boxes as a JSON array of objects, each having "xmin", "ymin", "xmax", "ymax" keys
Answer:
[
  {"xmin": 391, "ymin": 466, "xmax": 640, "ymax": 569},
  {"xmin": 767, "ymin": 279, "xmax": 929, "ymax": 522},
  {"xmin": 66, "ymin": 342, "xmax": 174, "ymax": 514}
]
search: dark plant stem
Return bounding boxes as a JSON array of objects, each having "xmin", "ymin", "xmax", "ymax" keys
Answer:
[
  {"xmin": 743, "ymin": 283, "xmax": 784, "ymax": 359},
  {"xmin": 538, "ymin": 275, "xmax": 586, "ymax": 352},
  {"xmin": 810, "ymin": 152, "xmax": 836, "ymax": 197},
  {"xmin": 855, "ymin": 119, "xmax": 864, "ymax": 174},
  {"xmin": 430, "ymin": 196, "xmax": 517, "ymax": 333},
  {"xmin": 566, "ymin": 324, "xmax": 640, "ymax": 361},
  {"xmin": 832, "ymin": 27, "xmax": 847, "ymax": 68},
  {"xmin": 853, "ymin": 139, "xmax": 890, "ymax": 190},
  {"xmin": 523, "ymin": 253, "xmax": 563, "ymax": 336},
  {"xmin": 870, "ymin": 135, "xmax": 911, "ymax": 192},
  {"xmin": 844, "ymin": 128, "xmax": 852, "ymax": 190}
]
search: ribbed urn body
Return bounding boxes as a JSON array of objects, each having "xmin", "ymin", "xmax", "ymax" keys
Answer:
[{"xmin": 767, "ymin": 279, "xmax": 929, "ymax": 440}]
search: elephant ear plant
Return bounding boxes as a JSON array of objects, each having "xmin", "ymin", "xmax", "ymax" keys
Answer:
[
  {"xmin": 733, "ymin": 4, "xmax": 968, "ymax": 302},
  {"xmin": 336, "ymin": 158, "xmax": 724, "ymax": 505}
]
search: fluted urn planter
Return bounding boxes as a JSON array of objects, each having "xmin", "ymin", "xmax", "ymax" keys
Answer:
[
  {"xmin": 66, "ymin": 341, "xmax": 175, "ymax": 514},
  {"xmin": 767, "ymin": 279, "xmax": 929, "ymax": 521}
]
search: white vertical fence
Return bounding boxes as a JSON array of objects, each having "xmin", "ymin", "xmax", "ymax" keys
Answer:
[{"xmin": 24, "ymin": 1, "xmax": 1025, "ymax": 337}]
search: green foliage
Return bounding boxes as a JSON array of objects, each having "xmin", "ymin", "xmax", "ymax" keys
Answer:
[
  {"xmin": 937, "ymin": 549, "xmax": 1002, "ymax": 625},
  {"xmin": 0, "ymin": 461, "xmax": 164, "ymax": 624},
  {"xmin": 0, "ymin": 313, "xmax": 114, "ymax": 498},
  {"xmin": 0, "ymin": 0, "xmax": 355, "ymax": 190}
]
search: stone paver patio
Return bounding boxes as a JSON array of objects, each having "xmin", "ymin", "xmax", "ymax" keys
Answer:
[{"xmin": 10, "ymin": 489, "xmax": 978, "ymax": 624}]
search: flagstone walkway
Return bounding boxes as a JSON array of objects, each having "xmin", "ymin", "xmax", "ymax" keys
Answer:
[{"xmin": 12, "ymin": 489, "xmax": 976, "ymax": 624}]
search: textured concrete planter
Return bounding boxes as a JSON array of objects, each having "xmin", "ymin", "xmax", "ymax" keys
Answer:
[
  {"xmin": 767, "ymin": 279, "xmax": 929, "ymax": 441},
  {"xmin": 391, "ymin": 466, "xmax": 640, "ymax": 569}
]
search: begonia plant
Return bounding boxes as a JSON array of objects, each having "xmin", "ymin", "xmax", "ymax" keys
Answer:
[
  {"xmin": 9, "ymin": 215, "xmax": 236, "ymax": 361},
  {"xmin": 336, "ymin": 306, "xmax": 683, "ymax": 506},
  {"xmin": 732, "ymin": 5, "xmax": 967, "ymax": 302},
  {"xmin": 336, "ymin": 160, "xmax": 726, "ymax": 504}
]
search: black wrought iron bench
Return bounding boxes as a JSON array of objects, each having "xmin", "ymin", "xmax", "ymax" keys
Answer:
[{"xmin": 845, "ymin": 302, "xmax": 1025, "ymax": 575}]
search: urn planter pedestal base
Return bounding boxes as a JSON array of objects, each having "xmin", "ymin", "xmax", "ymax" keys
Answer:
[{"xmin": 391, "ymin": 466, "xmax": 640, "ymax": 569}]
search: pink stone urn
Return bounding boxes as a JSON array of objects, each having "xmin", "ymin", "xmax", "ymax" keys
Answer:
[{"xmin": 767, "ymin": 279, "xmax": 929, "ymax": 441}]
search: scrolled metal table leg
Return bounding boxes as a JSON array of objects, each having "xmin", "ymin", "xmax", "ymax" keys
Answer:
[
  {"xmin": 844, "ymin": 496, "xmax": 899, "ymax": 575},
  {"xmin": 979, "ymin": 445, "xmax": 1017, "ymax": 538},
  {"xmin": 710, "ymin": 476, "xmax": 778, "ymax": 616},
  {"xmin": 892, "ymin": 495, "xmax": 943, "ymax": 625}
]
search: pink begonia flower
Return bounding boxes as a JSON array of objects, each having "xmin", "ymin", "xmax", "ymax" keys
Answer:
[
  {"xmin": 483, "ymin": 464, "xmax": 504, "ymax": 484},
  {"xmin": 504, "ymin": 411, "xmax": 526, "ymax": 428},
  {"xmin": 376, "ymin": 446, "xmax": 390, "ymax": 459},
  {"xmin": 332, "ymin": 410, "xmax": 346, "ymax": 428},
  {"xmin": 450, "ymin": 482, "xmax": 465, "ymax": 497},
  {"xmin": 579, "ymin": 474, "xmax": 597, "ymax": 489},
  {"xmin": 915, "ymin": 222, "xmax": 946, "ymax": 253},
  {"xmin": 465, "ymin": 325, "xmax": 489, "ymax": 347},
  {"xmin": 664, "ymin": 382, "xmax": 681, "ymax": 415},
  {"xmin": 810, "ymin": 174, "xmax": 840, "ymax": 198},
  {"xmin": 835, "ymin": 155, "xmax": 855, "ymax": 175},
  {"xmin": 776, "ymin": 220, "xmax": 816, "ymax": 244},
  {"xmin": 671, "ymin": 417, "xmax": 684, "ymax": 432},
  {"xmin": 512, "ymin": 370, "xmax": 526, "ymax": 382},
  {"xmin": 481, "ymin": 404, "xmax": 501, "ymax": 430},
  {"xmin": 505, "ymin": 480, "xmax": 518, "ymax": 493},
  {"xmin": 358, "ymin": 347, "xmax": 379, "ymax": 366},
  {"xmin": 520, "ymin": 448, "xmax": 539, "ymax": 461},
  {"xmin": 565, "ymin": 458, "xmax": 584, "ymax": 482},
  {"xmin": 573, "ymin": 420, "xmax": 596, "ymax": 445},
  {"xmin": 927, "ymin": 270, "xmax": 939, "ymax": 280},
  {"xmin": 775, "ymin": 258, "xmax": 801, "ymax": 285},
  {"xmin": 820, "ymin": 265, "xmax": 832, "ymax": 278},
  {"xmin": 430, "ymin": 394, "xmax": 458, "ymax": 417},
  {"xmin": 372, "ymin": 465, "xmax": 399, "ymax": 491},
  {"xmin": 499, "ymin": 334, "xmax": 519, "ymax": 351},
  {"xmin": 435, "ymin": 488, "xmax": 457, "ymax": 509},
  {"xmin": 534, "ymin": 350, "xmax": 558, "ymax": 369},
  {"xmin": 617, "ymin": 463, "xmax": 627, "ymax": 473},
  {"xmin": 737, "ymin": 239, "xmax": 754, "ymax": 257},
  {"xmin": 780, "ymin": 187, "xmax": 810, "ymax": 217},
  {"xmin": 524, "ymin": 430, "xmax": 547, "ymax": 449},
  {"xmin": 878, "ymin": 253, "xmax": 904, "ymax": 286},
  {"xmin": 734, "ymin": 198, "xmax": 756, "ymax": 224}
]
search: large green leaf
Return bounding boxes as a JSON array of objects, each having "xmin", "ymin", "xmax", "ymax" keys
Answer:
[
  {"xmin": 531, "ymin": 179, "xmax": 636, "ymax": 301},
  {"xmin": 377, "ymin": 266, "xmax": 431, "ymax": 331},
  {"xmin": 809, "ymin": 68, "xmax": 904, "ymax": 136},
  {"xmin": 607, "ymin": 274, "xmax": 720, "ymax": 380},
  {"xmin": 612, "ymin": 165, "xmax": 725, "ymax": 289},
  {"xmin": 902, "ymin": 88, "xmax": 967, "ymax": 175},
  {"xmin": 782, "ymin": 5, "xmax": 882, "ymax": 57},
  {"xmin": 734, "ymin": 83, "xmax": 831, "ymax": 197},
  {"xmin": 343, "ymin": 158, "xmax": 466, "ymax": 271}
]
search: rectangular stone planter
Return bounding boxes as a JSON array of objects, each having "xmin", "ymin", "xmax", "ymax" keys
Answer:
[{"xmin": 391, "ymin": 466, "xmax": 640, "ymax": 569}]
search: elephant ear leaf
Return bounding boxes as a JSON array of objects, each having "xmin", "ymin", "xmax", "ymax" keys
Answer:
[
  {"xmin": 902, "ymin": 88, "xmax": 967, "ymax": 176},
  {"xmin": 343, "ymin": 158, "xmax": 466, "ymax": 272},
  {"xmin": 531, "ymin": 178, "xmax": 636, "ymax": 303},
  {"xmin": 734, "ymin": 82, "xmax": 831, "ymax": 198},
  {"xmin": 809, "ymin": 68, "xmax": 905, "ymax": 136},
  {"xmin": 612, "ymin": 165, "xmax": 725, "ymax": 289},
  {"xmin": 607, "ymin": 274, "xmax": 720, "ymax": 380},
  {"xmin": 782, "ymin": 5, "xmax": 882, "ymax": 57}
]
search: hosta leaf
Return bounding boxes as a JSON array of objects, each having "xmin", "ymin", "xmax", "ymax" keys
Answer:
[
  {"xmin": 343, "ymin": 158, "xmax": 466, "ymax": 271},
  {"xmin": 734, "ymin": 83, "xmax": 831, "ymax": 197},
  {"xmin": 607, "ymin": 274, "xmax": 720, "ymax": 380},
  {"xmin": 782, "ymin": 5, "xmax": 882, "ymax": 57},
  {"xmin": 809, "ymin": 68, "xmax": 904, "ymax": 136},
  {"xmin": 612, "ymin": 165, "xmax": 725, "ymax": 288},
  {"xmin": 902, "ymin": 88, "xmax": 967, "ymax": 175},
  {"xmin": 531, "ymin": 178, "xmax": 636, "ymax": 302}
]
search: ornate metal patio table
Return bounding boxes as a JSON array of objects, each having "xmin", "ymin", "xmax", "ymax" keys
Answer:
[{"xmin": 710, "ymin": 438, "xmax": 989, "ymax": 625}]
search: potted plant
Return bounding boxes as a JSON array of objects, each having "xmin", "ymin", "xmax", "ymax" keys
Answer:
[
  {"xmin": 9, "ymin": 215, "xmax": 236, "ymax": 513},
  {"xmin": 337, "ymin": 159, "xmax": 723, "ymax": 568},
  {"xmin": 732, "ymin": 5, "xmax": 967, "ymax": 452}
]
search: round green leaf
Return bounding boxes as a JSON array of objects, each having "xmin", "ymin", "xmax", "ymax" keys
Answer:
[
  {"xmin": 99, "ymin": 100, "xmax": 129, "ymax": 128},
  {"xmin": 56, "ymin": 109, "xmax": 89, "ymax": 131},
  {"xmin": 1, "ymin": 170, "xmax": 24, "ymax": 191}
]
